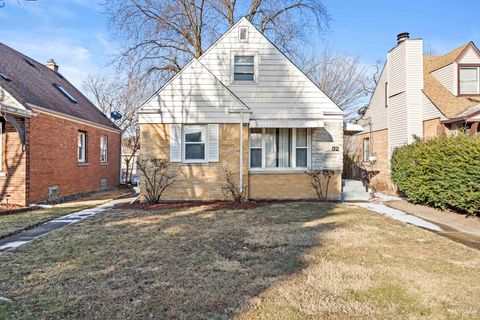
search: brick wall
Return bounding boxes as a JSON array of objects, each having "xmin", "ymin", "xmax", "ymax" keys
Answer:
[
  {"xmin": 28, "ymin": 111, "xmax": 121, "ymax": 203},
  {"xmin": 423, "ymin": 118, "xmax": 443, "ymax": 140},
  {"xmin": 140, "ymin": 123, "xmax": 342, "ymax": 201},
  {"xmin": 0, "ymin": 118, "xmax": 27, "ymax": 205},
  {"xmin": 249, "ymin": 172, "xmax": 341, "ymax": 200},
  {"xmin": 140, "ymin": 123, "xmax": 249, "ymax": 201},
  {"xmin": 357, "ymin": 129, "xmax": 397, "ymax": 193}
]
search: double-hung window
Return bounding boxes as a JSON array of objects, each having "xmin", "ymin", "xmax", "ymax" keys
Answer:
[
  {"xmin": 233, "ymin": 55, "xmax": 255, "ymax": 81},
  {"xmin": 100, "ymin": 135, "xmax": 108, "ymax": 163},
  {"xmin": 459, "ymin": 66, "xmax": 480, "ymax": 95},
  {"xmin": 184, "ymin": 125, "xmax": 206, "ymax": 162},
  {"xmin": 78, "ymin": 131, "xmax": 87, "ymax": 163},
  {"xmin": 250, "ymin": 128, "xmax": 309, "ymax": 169}
]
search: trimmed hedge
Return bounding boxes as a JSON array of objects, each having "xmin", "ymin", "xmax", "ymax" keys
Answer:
[{"xmin": 391, "ymin": 133, "xmax": 480, "ymax": 216}]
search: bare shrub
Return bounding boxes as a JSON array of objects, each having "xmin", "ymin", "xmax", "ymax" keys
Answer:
[
  {"xmin": 306, "ymin": 169, "xmax": 336, "ymax": 201},
  {"xmin": 137, "ymin": 159, "xmax": 177, "ymax": 203},
  {"xmin": 222, "ymin": 168, "xmax": 248, "ymax": 204}
]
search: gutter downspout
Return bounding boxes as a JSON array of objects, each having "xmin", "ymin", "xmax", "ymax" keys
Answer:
[{"xmin": 239, "ymin": 111, "xmax": 244, "ymax": 192}]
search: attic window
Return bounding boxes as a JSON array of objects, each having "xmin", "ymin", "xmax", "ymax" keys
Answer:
[
  {"xmin": 239, "ymin": 27, "xmax": 248, "ymax": 42},
  {"xmin": 54, "ymin": 83, "xmax": 77, "ymax": 103},
  {"xmin": 0, "ymin": 72, "xmax": 13, "ymax": 81},
  {"xmin": 24, "ymin": 59, "xmax": 35, "ymax": 68}
]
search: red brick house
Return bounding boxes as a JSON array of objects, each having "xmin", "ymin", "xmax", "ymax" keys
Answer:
[{"xmin": 0, "ymin": 43, "xmax": 121, "ymax": 206}]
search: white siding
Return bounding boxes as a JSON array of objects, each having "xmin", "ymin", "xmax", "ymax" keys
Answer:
[
  {"xmin": 199, "ymin": 19, "xmax": 342, "ymax": 120},
  {"xmin": 365, "ymin": 66, "xmax": 388, "ymax": 131},
  {"xmin": 311, "ymin": 122, "xmax": 343, "ymax": 171},
  {"xmin": 422, "ymin": 93, "xmax": 444, "ymax": 120},
  {"xmin": 0, "ymin": 86, "xmax": 26, "ymax": 110},
  {"xmin": 385, "ymin": 39, "xmax": 424, "ymax": 158},
  {"xmin": 139, "ymin": 59, "xmax": 248, "ymax": 124},
  {"xmin": 405, "ymin": 40, "xmax": 424, "ymax": 143},
  {"xmin": 459, "ymin": 47, "xmax": 480, "ymax": 64},
  {"xmin": 432, "ymin": 63, "xmax": 455, "ymax": 94}
]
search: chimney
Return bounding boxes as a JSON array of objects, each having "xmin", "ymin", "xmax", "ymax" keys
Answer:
[
  {"xmin": 397, "ymin": 32, "xmax": 410, "ymax": 44},
  {"xmin": 46, "ymin": 59, "xmax": 59, "ymax": 72}
]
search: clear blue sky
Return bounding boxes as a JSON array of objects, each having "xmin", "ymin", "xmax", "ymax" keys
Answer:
[{"xmin": 1, "ymin": 0, "xmax": 479, "ymax": 90}]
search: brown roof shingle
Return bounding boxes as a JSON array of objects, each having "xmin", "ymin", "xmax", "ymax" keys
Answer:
[
  {"xmin": 423, "ymin": 42, "xmax": 480, "ymax": 118},
  {"xmin": 0, "ymin": 43, "xmax": 119, "ymax": 130}
]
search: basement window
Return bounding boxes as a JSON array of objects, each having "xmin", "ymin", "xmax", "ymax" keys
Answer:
[{"xmin": 54, "ymin": 83, "xmax": 77, "ymax": 103}]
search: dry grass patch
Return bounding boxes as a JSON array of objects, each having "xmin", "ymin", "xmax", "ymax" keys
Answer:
[
  {"xmin": 0, "ymin": 202, "xmax": 479, "ymax": 319},
  {"xmin": 0, "ymin": 188, "xmax": 132, "ymax": 239}
]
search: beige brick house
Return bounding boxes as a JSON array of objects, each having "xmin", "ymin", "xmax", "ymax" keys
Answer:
[
  {"xmin": 351, "ymin": 33, "xmax": 480, "ymax": 193},
  {"xmin": 0, "ymin": 43, "xmax": 121, "ymax": 206},
  {"xmin": 139, "ymin": 18, "xmax": 344, "ymax": 201}
]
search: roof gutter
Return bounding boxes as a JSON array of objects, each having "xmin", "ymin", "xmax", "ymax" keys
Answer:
[{"xmin": 0, "ymin": 103, "xmax": 33, "ymax": 118}]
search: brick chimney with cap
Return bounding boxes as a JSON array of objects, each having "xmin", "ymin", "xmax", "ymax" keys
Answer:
[{"xmin": 46, "ymin": 59, "xmax": 59, "ymax": 72}]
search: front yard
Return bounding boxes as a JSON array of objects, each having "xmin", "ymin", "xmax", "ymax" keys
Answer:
[
  {"xmin": 0, "ymin": 202, "xmax": 479, "ymax": 319},
  {"xmin": 0, "ymin": 188, "xmax": 133, "ymax": 239}
]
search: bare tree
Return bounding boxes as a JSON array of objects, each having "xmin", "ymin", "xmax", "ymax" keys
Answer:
[
  {"xmin": 137, "ymin": 158, "xmax": 177, "ymax": 203},
  {"xmin": 83, "ymin": 74, "xmax": 152, "ymax": 183},
  {"xmin": 301, "ymin": 47, "xmax": 372, "ymax": 119},
  {"xmin": 102, "ymin": 0, "xmax": 330, "ymax": 82}
]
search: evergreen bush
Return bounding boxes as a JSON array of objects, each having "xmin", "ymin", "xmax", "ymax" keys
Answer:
[{"xmin": 391, "ymin": 133, "xmax": 480, "ymax": 216}]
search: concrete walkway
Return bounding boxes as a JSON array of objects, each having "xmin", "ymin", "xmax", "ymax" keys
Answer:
[
  {"xmin": 350, "ymin": 193, "xmax": 480, "ymax": 250},
  {"xmin": 352, "ymin": 202, "xmax": 442, "ymax": 232},
  {"xmin": 0, "ymin": 197, "xmax": 133, "ymax": 253}
]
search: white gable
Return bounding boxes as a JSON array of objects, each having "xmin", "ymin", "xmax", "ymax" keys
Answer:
[
  {"xmin": 139, "ymin": 59, "xmax": 249, "ymax": 124},
  {"xmin": 458, "ymin": 45, "xmax": 480, "ymax": 64},
  {"xmin": 199, "ymin": 18, "xmax": 343, "ymax": 121}
]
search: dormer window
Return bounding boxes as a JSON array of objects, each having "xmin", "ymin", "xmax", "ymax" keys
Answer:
[
  {"xmin": 233, "ymin": 55, "xmax": 255, "ymax": 82},
  {"xmin": 459, "ymin": 66, "xmax": 480, "ymax": 95},
  {"xmin": 239, "ymin": 27, "xmax": 248, "ymax": 42}
]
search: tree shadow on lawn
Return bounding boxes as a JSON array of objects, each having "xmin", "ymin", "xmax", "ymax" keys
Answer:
[{"xmin": 0, "ymin": 202, "xmax": 343, "ymax": 319}]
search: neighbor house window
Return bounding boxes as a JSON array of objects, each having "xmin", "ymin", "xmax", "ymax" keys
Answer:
[
  {"xmin": 233, "ymin": 55, "xmax": 255, "ymax": 81},
  {"xmin": 459, "ymin": 67, "xmax": 480, "ymax": 94},
  {"xmin": 78, "ymin": 131, "xmax": 87, "ymax": 163},
  {"xmin": 100, "ymin": 135, "xmax": 108, "ymax": 163},
  {"xmin": 184, "ymin": 125, "xmax": 206, "ymax": 162},
  {"xmin": 250, "ymin": 128, "xmax": 310, "ymax": 169},
  {"xmin": 363, "ymin": 138, "xmax": 370, "ymax": 162}
]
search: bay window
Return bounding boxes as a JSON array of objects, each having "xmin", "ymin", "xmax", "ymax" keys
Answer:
[
  {"xmin": 184, "ymin": 125, "xmax": 206, "ymax": 162},
  {"xmin": 459, "ymin": 66, "xmax": 480, "ymax": 95},
  {"xmin": 249, "ymin": 128, "xmax": 310, "ymax": 169}
]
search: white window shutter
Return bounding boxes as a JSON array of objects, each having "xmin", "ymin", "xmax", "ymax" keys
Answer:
[
  {"xmin": 208, "ymin": 124, "xmax": 219, "ymax": 162},
  {"xmin": 170, "ymin": 124, "xmax": 182, "ymax": 162}
]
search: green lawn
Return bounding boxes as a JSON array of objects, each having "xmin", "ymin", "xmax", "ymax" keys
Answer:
[{"xmin": 0, "ymin": 202, "xmax": 479, "ymax": 319}]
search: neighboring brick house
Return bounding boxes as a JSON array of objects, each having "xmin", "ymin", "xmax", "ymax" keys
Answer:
[
  {"xmin": 139, "ymin": 18, "xmax": 344, "ymax": 201},
  {"xmin": 0, "ymin": 43, "xmax": 121, "ymax": 206},
  {"xmin": 353, "ymin": 33, "xmax": 480, "ymax": 193}
]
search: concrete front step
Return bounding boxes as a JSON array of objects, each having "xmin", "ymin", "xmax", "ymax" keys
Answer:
[
  {"xmin": 342, "ymin": 179, "xmax": 364, "ymax": 187},
  {"xmin": 341, "ymin": 191, "xmax": 371, "ymax": 201},
  {"xmin": 342, "ymin": 185, "xmax": 368, "ymax": 193}
]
